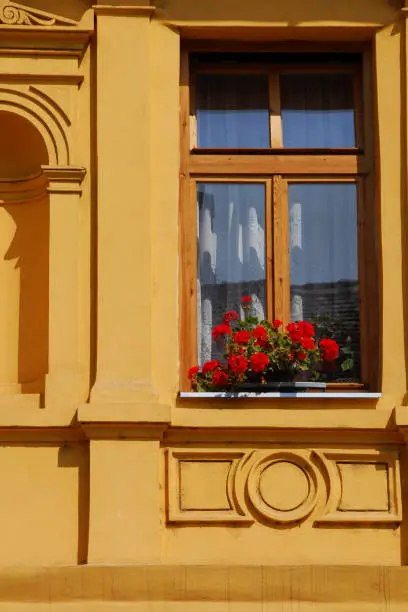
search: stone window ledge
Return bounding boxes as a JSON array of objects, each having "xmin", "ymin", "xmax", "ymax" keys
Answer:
[{"xmin": 179, "ymin": 392, "xmax": 381, "ymax": 399}]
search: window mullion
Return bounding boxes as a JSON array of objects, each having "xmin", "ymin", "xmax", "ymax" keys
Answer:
[
  {"xmin": 265, "ymin": 179, "xmax": 274, "ymax": 320},
  {"xmin": 272, "ymin": 175, "xmax": 290, "ymax": 325}
]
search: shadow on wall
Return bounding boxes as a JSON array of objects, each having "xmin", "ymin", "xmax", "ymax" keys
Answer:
[
  {"xmin": 0, "ymin": 111, "xmax": 49, "ymax": 395},
  {"xmin": 3, "ymin": 200, "xmax": 49, "ymax": 393}
]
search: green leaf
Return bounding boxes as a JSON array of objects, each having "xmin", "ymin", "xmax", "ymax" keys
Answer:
[
  {"xmin": 341, "ymin": 358, "xmax": 354, "ymax": 372},
  {"xmin": 341, "ymin": 346, "xmax": 353, "ymax": 355}
]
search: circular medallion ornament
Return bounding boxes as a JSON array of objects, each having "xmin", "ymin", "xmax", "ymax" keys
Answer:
[{"xmin": 247, "ymin": 452, "xmax": 318, "ymax": 523}]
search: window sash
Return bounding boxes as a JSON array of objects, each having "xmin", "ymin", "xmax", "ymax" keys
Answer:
[{"xmin": 190, "ymin": 64, "xmax": 363, "ymax": 151}]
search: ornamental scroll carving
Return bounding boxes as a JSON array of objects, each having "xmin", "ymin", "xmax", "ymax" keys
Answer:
[
  {"xmin": 166, "ymin": 449, "xmax": 402, "ymax": 526},
  {"xmin": 0, "ymin": 2, "xmax": 77, "ymax": 26}
]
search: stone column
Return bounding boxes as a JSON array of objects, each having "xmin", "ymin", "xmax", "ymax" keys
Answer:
[
  {"xmin": 41, "ymin": 166, "xmax": 89, "ymax": 413},
  {"xmin": 89, "ymin": 4, "xmax": 158, "ymax": 408}
]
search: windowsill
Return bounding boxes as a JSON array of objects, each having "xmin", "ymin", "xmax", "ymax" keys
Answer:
[{"xmin": 179, "ymin": 392, "xmax": 381, "ymax": 399}]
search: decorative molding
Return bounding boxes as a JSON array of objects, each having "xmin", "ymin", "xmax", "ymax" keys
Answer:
[
  {"xmin": 41, "ymin": 165, "xmax": 86, "ymax": 194},
  {"xmin": 167, "ymin": 450, "xmax": 253, "ymax": 523},
  {"xmin": 314, "ymin": 450, "xmax": 401, "ymax": 525},
  {"xmin": 0, "ymin": 2, "xmax": 77, "ymax": 26},
  {"xmin": 166, "ymin": 448, "xmax": 402, "ymax": 527},
  {"xmin": 29, "ymin": 86, "xmax": 71, "ymax": 127},
  {"xmin": 0, "ymin": 87, "xmax": 71, "ymax": 165},
  {"xmin": 0, "ymin": 172, "xmax": 48, "ymax": 204},
  {"xmin": 92, "ymin": 4, "xmax": 156, "ymax": 17},
  {"xmin": 247, "ymin": 451, "xmax": 319, "ymax": 524}
]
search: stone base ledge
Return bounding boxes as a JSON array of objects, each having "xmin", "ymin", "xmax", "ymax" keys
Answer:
[{"xmin": 1, "ymin": 565, "xmax": 408, "ymax": 607}]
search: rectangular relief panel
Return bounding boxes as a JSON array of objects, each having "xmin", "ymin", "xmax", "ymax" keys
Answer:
[
  {"xmin": 166, "ymin": 448, "xmax": 401, "ymax": 527},
  {"xmin": 315, "ymin": 450, "xmax": 401, "ymax": 524},
  {"xmin": 166, "ymin": 450, "xmax": 253, "ymax": 523}
]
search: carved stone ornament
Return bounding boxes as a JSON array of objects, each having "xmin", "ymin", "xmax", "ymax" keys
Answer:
[{"xmin": 0, "ymin": 2, "xmax": 77, "ymax": 26}]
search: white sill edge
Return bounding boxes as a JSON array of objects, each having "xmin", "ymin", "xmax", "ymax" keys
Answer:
[{"xmin": 179, "ymin": 392, "xmax": 382, "ymax": 399}]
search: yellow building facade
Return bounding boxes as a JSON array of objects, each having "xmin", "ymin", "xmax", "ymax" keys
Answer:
[{"xmin": 1, "ymin": 0, "xmax": 408, "ymax": 609}]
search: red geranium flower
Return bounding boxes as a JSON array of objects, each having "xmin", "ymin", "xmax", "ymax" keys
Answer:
[
  {"xmin": 300, "ymin": 321, "xmax": 315, "ymax": 338},
  {"xmin": 241, "ymin": 296, "xmax": 252, "ymax": 303},
  {"xmin": 223, "ymin": 310, "xmax": 239, "ymax": 324},
  {"xmin": 319, "ymin": 339, "xmax": 339, "ymax": 361},
  {"xmin": 202, "ymin": 359, "xmax": 221, "ymax": 374},
  {"xmin": 212, "ymin": 370, "xmax": 229, "ymax": 386},
  {"xmin": 286, "ymin": 322, "xmax": 302, "ymax": 342},
  {"xmin": 233, "ymin": 330, "xmax": 252, "ymax": 345},
  {"xmin": 212, "ymin": 323, "xmax": 231, "ymax": 341},
  {"xmin": 228, "ymin": 354, "xmax": 248, "ymax": 374},
  {"xmin": 298, "ymin": 351, "xmax": 307, "ymax": 361},
  {"xmin": 188, "ymin": 366, "xmax": 200, "ymax": 379},
  {"xmin": 300, "ymin": 337, "xmax": 315, "ymax": 350},
  {"xmin": 250, "ymin": 352, "xmax": 269, "ymax": 373},
  {"xmin": 253, "ymin": 325, "xmax": 267, "ymax": 340},
  {"xmin": 273, "ymin": 319, "xmax": 283, "ymax": 328}
]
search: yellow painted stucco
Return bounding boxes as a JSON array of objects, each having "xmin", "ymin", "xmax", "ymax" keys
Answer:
[{"xmin": 0, "ymin": 0, "xmax": 408, "ymax": 609}]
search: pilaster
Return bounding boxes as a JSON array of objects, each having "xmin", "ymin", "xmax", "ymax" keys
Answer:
[
  {"xmin": 42, "ymin": 165, "xmax": 89, "ymax": 413},
  {"xmin": 89, "ymin": 4, "xmax": 159, "ymax": 409}
]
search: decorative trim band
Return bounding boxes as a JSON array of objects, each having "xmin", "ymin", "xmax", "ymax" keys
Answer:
[
  {"xmin": 92, "ymin": 4, "xmax": 156, "ymax": 17},
  {"xmin": 0, "ymin": 172, "xmax": 48, "ymax": 204}
]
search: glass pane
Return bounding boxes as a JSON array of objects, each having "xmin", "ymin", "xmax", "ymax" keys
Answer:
[
  {"xmin": 196, "ymin": 74, "xmax": 270, "ymax": 148},
  {"xmin": 197, "ymin": 183, "xmax": 266, "ymax": 365},
  {"xmin": 281, "ymin": 73, "xmax": 356, "ymax": 148},
  {"xmin": 288, "ymin": 183, "xmax": 360, "ymax": 381}
]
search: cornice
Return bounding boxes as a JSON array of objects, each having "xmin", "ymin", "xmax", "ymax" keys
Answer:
[
  {"xmin": 0, "ymin": 3, "xmax": 93, "ymax": 54},
  {"xmin": 92, "ymin": 4, "xmax": 156, "ymax": 17}
]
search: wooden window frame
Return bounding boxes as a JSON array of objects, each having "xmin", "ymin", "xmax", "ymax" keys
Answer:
[{"xmin": 179, "ymin": 44, "xmax": 378, "ymax": 392}]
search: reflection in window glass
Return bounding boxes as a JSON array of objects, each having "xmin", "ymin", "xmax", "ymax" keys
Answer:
[
  {"xmin": 197, "ymin": 183, "xmax": 266, "ymax": 365},
  {"xmin": 196, "ymin": 74, "xmax": 270, "ymax": 148},
  {"xmin": 288, "ymin": 183, "xmax": 360, "ymax": 381},
  {"xmin": 281, "ymin": 73, "xmax": 356, "ymax": 148}
]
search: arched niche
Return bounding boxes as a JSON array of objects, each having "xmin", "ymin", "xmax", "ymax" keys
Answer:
[{"xmin": 0, "ymin": 111, "xmax": 50, "ymax": 395}]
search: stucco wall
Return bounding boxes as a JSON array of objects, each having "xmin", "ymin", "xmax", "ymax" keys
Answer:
[{"xmin": 0, "ymin": 0, "xmax": 407, "ymax": 608}]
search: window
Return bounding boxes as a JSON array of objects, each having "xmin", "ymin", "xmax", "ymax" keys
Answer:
[{"xmin": 180, "ymin": 48, "xmax": 378, "ymax": 391}]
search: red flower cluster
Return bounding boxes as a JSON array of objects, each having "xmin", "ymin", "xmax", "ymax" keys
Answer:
[
  {"xmin": 253, "ymin": 325, "xmax": 267, "ymax": 339},
  {"xmin": 223, "ymin": 310, "xmax": 239, "ymax": 324},
  {"xmin": 188, "ymin": 298, "xmax": 341, "ymax": 391},
  {"xmin": 228, "ymin": 354, "xmax": 248, "ymax": 374},
  {"xmin": 202, "ymin": 359, "xmax": 221, "ymax": 374},
  {"xmin": 250, "ymin": 352, "xmax": 269, "ymax": 373},
  {"xmin": 319, "ymin": 338, "xmax": 339, "ymax": 361},
  {"xmin": 233, "ymin": 330, "xmax": 252, "ymax": 345},
  {"xmin": 188, "ymin": 366, "xmax": 199, "ymax": 379},
  {"xmin": 287, "ymin": 321, "xmax": 315, "ymax": 342},
  {"xmin": 212, "ymin": 324, "xmax": 231, "ymax": 341},
  {"xmin": 213, "ymin": 370, "xmax": 228, "ymax": 386}
]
